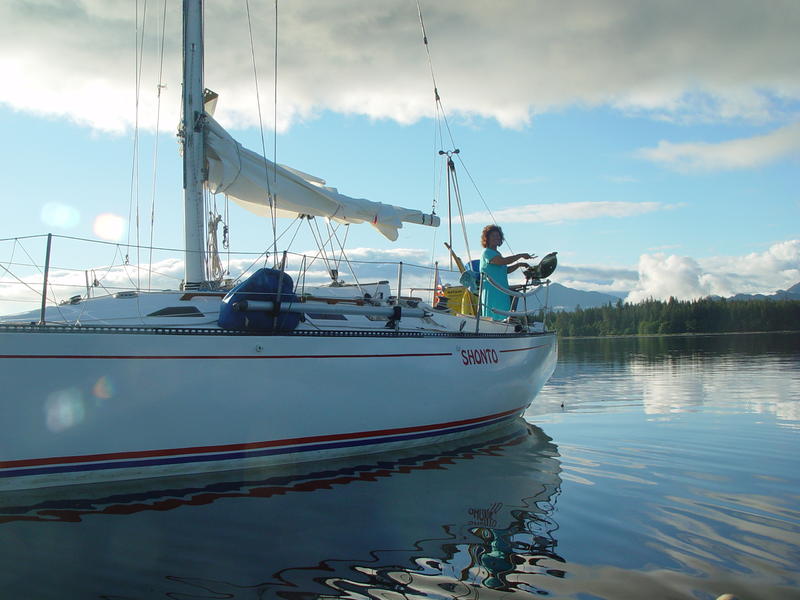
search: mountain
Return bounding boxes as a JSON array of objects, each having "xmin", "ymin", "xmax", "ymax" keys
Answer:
[
  {"xmin": 512, "ymin": 279, "xmax": 800, "ymax": 314},
  {"xmin": 545, "ymin": 281, "xmax": 800, "ymax": 312},
  {"xmin": 545, "ymin": 283, "xmax": 622, "ymax": 312},
  {"xmin": 717, "ymin": 282, "xmax": 800, "ymax": 302}
]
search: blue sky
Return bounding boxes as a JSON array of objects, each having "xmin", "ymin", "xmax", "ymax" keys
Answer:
[{"xmin": 1, "ymin": 0, "xmax": 798, "ymax": 304}]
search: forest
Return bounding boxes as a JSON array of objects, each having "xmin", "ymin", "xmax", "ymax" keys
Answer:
[{"xmin": 543, "ymin": 298, "xmax": 800, "ymax": 337}]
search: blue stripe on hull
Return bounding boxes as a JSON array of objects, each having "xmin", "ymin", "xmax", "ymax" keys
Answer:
[{"xmin": 1, "ymin": 412, "xmax": 519, "ymax": 479}]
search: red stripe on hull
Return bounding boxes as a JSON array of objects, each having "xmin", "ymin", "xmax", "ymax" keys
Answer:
[
  {"xmin": 0, "ymin": 352, "xmax": 453, "ymax": 360},
  {"xmin": 0, "ymin": 405, "xmax": 525, "ymax": 470},
  {"xmin": 498, "ymin": 344, "xmax": 548, "ymax": 353}
]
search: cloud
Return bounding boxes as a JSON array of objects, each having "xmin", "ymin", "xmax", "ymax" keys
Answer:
[
  {"xmin": 3, "ymin": 238, "xmax": 796, "ymax": 314},
  {"xmin": 464, "ymin": 201, "xmax": 665, "ymax": 224},
  {"xmin": 626, "ymin": 254, "xmax": 710, "ymax": 303},
  {"xmin": 626, "ymin": 239, "xmax": 800, "ymax": 302},
  {"xmin": 700, "ymin": 239, "xmax": 800, "ymax": 291},
  {"xmin": 0, "ymin": 246, "xmax": 436, "ymax": 315},
  {"xmin": 1, "ymin": 1, "xmax": 799, "ymax": 132},
  {"xmin": 290, "ymin": 246, "xmax": 436, "ymax": 292},
  {"xmin": 638, "ymin": 122, "xmax": 800, "ymax": 171},
  {"xmin": 556, "ymin": 264, "xmax": 639, "ymax": 296},
  {"xmin": 337, "ymin": 247, "xmax": 430, "ymax": 263}
]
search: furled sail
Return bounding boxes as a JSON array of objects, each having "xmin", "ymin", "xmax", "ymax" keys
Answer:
[{"xmin": 204, "ymin": 116, "xmax": 439, "ymax": 241}]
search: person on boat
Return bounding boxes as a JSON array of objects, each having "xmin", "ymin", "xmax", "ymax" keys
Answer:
[{"xmin": 479, "ymin": 225, "xmax": 533, "ymax": 320}]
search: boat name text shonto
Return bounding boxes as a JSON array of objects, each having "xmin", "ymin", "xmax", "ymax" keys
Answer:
[{"xmin": 461, "ymin": 348, "xmax": 500, "ymax": 366}]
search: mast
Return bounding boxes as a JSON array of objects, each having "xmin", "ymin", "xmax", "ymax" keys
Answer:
[{"xmin": 182, "ymin": 0, "xmax": 206, "ymax": 289}]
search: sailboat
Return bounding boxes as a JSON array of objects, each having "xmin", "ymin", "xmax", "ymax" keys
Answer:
[{"xmin": 0, "ymin": 0, "xmax": 557, "ymax": 491}]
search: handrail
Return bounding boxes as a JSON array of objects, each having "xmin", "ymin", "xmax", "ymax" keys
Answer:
[
  {"xmin": 38, "ymin": 233, "xmax": 53, "ymax": 325},
  {"xmin": 0, "ymin": 234, "xmax": 477, "ymax": 316},
  {"xmin": 482, "ymin": 273, "xmax": 528, "ymax": 298},
  {"xmin": 482, "ymin": 273, "xmax": 550, "ymax": 321},
  {"xmin": 0, "ymin": 233, "xmax": 463, "ymax": 274},
  {"xmin": 490, "ymin": 307, "xmax": 541, "ymax": 317}
]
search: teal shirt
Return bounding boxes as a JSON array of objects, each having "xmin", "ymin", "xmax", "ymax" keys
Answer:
[{"xmin": 480, "ymin": 248, "xmax": 510, "ymax": 320}]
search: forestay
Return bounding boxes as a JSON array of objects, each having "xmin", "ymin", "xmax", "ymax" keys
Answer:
[{"xmin": 204, "ymin": 116, "xmax": 439, "ymax": 241}]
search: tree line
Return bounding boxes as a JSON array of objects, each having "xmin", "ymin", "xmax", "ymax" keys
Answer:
[{"xmin": 543, "ymin": 298, "xmax": 800, "ymax": 337}]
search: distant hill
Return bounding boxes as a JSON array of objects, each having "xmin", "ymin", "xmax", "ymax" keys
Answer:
[
  {"xmin": 713, "ymin": 281, "xmax": 800, "ymax": 302},
  {"xmin": 546, "ymin": 283, "xmax": 622, "ymax": 312},
  {"xmin": 545, "ymin": 281, "xmax": 800, "ymax": 313}
]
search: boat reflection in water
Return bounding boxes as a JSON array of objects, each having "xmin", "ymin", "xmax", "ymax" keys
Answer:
[{"xmin": 0, "ymin": 419, "xmax": 563, "ymax": 599}]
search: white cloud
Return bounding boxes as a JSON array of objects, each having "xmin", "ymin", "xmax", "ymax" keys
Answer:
[
  {"xmin": 3, "ymin": 239, "xmax": 796, "ymax": 314},
  {"xmin": 638, "ymin": 122, "xmax": 800, "ymax": 171},
  {"xmin": 0, "ymin": 246, "xmax": 434, "ymax": 313},
  {"xmin": 700, "ymin": 239, "xmax": 800, "ymax": 291},
  {"xmin": 93, "ymin": 213, "xmax": 127, "ymax": 242},
  {"xmin": 626, "ymin": 239, "xmax": 800, "ymax": 302},
  {"xmin": 1, "ymin": 1, "xmax": 799, "ymax": 132},
  {"xmin": 339, "ymin": 247, "xmax": 430, "ymax": 263},
  {"xmin": 626, "ymin": 254, "xmax": 711, "ymax": 303},
  {"xmin": 464, "ymin": 201, "xmax": 665, "ymax": 224},
  {"xmin": 556, "ymin": 264, "xmax": 638, "ymax": 297}
]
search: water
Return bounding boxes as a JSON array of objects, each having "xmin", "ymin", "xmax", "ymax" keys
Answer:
[{"xmin": 1, "ymin": 332, "xmax": 798, "ymax": 599}]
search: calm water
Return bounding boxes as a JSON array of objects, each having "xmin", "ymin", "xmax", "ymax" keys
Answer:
[{"xmin": 1, "ymin": 332, "xmax": 798, "ymax": 599}]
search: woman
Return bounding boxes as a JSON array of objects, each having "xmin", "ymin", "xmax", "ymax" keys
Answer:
[{"xmin": 479, "ymin": 225, "xmax": 533, "ymax": 320}]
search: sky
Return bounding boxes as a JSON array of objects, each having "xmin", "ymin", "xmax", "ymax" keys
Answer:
[{"xmin": 1, "ymin": 0, "xmax": 799, "ymax": 308}]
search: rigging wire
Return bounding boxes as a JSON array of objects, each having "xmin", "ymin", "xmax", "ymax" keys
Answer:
[
  {"xmin": 449, "ymin": 158, "xmax": 472, "ymax": 263},
  {"xmin": 418, "ymin": 0, "xmax": 450, "ymax": 279},
  {"xmin": 273, "ymin": 0, "xmax": 279, "ymax": 190},
  {"xmin": 128, "ymin": 0, "xmax": 149, "ymax": 289},
  {"xmin": 224, "ymin": 215, "xmax": 302, "ymax": 287},
  {"xmin": 327, "ymin": 224, "xmax": 364, "ymax": 293},
  {"xmin": 223, "ymin": 194, "xmax": 230, "ymax": 275},
  {"xmin": 147, "ymin": 0, "xmax": 168, "ymax": 291},
  {"xmin": 455, "ymin": 152, "xmax": 510, "ymax": 252},
  {"xmin": 415, "ymin": 1, "xmax": 459, "ymax": 157},
  {"xmin": 244, "ymin": 0, "xmax": 278, "ymax": 263},
  {"xmin": 310, "ymin": 218, "xmax": 333, "ymax": 275},
  {"xmin": 302, "ymin": 222, "xmax": 331, "ymax": 278},
  {"xmin": 304, "ymin": 218, "xmax": 359, "ymax": 281},
  {"xmin": 415, "ymin": 1, "xmax": 511, "ymax": 257},
  {"xmin": 283, "ymin": 215, "xmax": 303, "ymax": 250}
]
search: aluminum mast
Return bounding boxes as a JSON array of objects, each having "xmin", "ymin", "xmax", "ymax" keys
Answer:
[{"xmin": 182, "ymin": 0, "xmax": 206, "ymax": 289}]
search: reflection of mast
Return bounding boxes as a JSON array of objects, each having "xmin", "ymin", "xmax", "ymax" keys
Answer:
[
  {"xmin": 466, "ymin": 507, "xmax": 564, "ymax": 591},
  {"xmin": 267, "ymin": 421, "xmax": 564, "ymax": 597}
]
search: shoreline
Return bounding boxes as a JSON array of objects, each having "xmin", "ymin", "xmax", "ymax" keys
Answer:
[{"xmin": 558, "ymin": 330, "xmax": 800, "ymax": 340}]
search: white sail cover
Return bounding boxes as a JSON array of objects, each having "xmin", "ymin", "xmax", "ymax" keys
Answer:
[{"xmin": 204, "ymin": 116, "xmax": 439, "ymax": 241}]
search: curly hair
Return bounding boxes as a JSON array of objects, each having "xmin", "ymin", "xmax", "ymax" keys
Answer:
[{"xmin": 481, "ymin": 225, "xmax": 504, "ymax": 248}]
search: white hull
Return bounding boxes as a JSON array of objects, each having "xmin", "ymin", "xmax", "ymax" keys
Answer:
[{"xmin": 0, "ymin": 324, "xmax": 556, "ymax": 490}]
